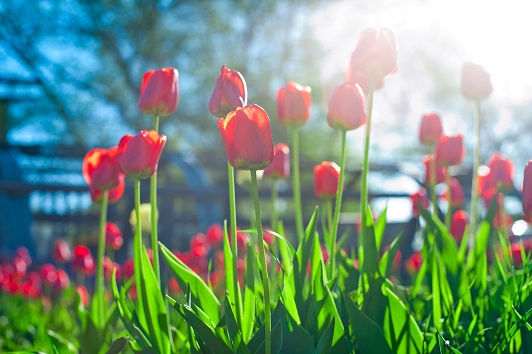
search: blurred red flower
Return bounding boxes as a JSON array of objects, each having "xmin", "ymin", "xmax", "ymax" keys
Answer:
[
  {"xmin": 277, "ymin": 81, "xmax": 311, "ymax": 127},
  {"xmin": 419, "ymin": 112, "xmax": 443, "ymax": 146},
  {"xmin": 263, "ymin": 143, "xmax": 290, "ymax": 180},
  {"xmin": 52, "ymin": 240, "xmax": 71, "ymax": 264},
  {"xmin": 105, "ymin": 222, "xmax": 124, "ymax": 251},
  {"xmin": 314, "ymin": 161, "xmax": 340, "ymax": 199},
  {"xmin": 326, "ymin": 82, "xmax": 366, "ymax": 131},
  {"xmin": 436, "ymin": 134, "xmax": 465, "ymax": 166}
]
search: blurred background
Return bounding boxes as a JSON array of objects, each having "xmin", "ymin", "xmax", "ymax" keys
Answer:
[{"xmin": 1, "ymin": 0, "xmax": 531, "ymax": 260}]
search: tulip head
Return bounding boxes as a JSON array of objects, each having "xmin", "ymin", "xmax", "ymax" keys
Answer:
[
  {"xmin": 52, "ymin": 240, "xmax": 71, "ymax": 264},
  {"xmin": 118, "ymin": 130, "xmax": 167, "ymax": 179},
  {"xmin": 486, "ymin": 153, "xmax": 514, "ymax": 194},
  {"xmin": 423, "ymin": 154, "xmax": 447, "ymax": 185},
  {"xmin": 90, "ymin": 174, "xmax": 125, "ymax": 204},
  {"xmin": 138, "ymin": 67, "xmax": 179, "ymax": 116},
  {"xmin": 105, "ymin": 222, "xmax": 123, "ymax": 251},
  {"xmin": 440, "ymin": 177, "xmax": 465, "ymax": 208},
  {"xmin": 314, "ymin": 161, "xmax": 340, "ymax": 199},
  {"xmin": 411, "ymin": 187, "xmax": 430, "ymax": 217},
  {"xmin": 209, "ymin": 65, "xmax": 247, "ymax": 118},
  {"xmin": 450, "ymin": 210, "xmax": 468, "ymax": 242},
  {"xmin": 72, "ymin": 245, "xmax": 94, "ymax": 275},
  {"xmin": 83, "ymin": 147, "xmax": 123, "ymax": 190},
  {"xmin": 218, "ymin": 105, "xmax": 274, "ymax": 170},
  {"xmin": 277, "ymin": 81, "xmax": 311, "ymax": 127},
  {"xmin": 347, "ymin": 27, "xmax": 398, "ymax": 91},
  {"xmin": 461, "ymin": 61, "xmax": 493, "ymax": 101},
  {"xmin": 327, "ymin": 82, "xmax": 366, "ymax": 131},
  {"xmin": 263, "ymin": 143, "xmax": 290, "ymax": 180},
  {"xmin": 522, "ymin": 161, "xmax": 532, "ymax": 218},
  {"xmin": 436, "ymin": 134, "xmax": 465, "ymax": 167},
  {"xmin": 419, "ymin": 112, "xmax": 443, "ymax": 146}
]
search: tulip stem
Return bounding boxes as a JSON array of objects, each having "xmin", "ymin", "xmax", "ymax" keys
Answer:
[
  {"xmin": 133, "ymin": 178, "xmax": 143, "ymax": 292},
  {"xmin": 291, "ymin": 127, "xmax": 304, "ymax": 243},
  {"xmin": 251, "ymin": 170, "xmax": 271, "ymax": 354},
  {"xmin": 445, "ymin": 169, "xmax": 452, "ymax": 231},
  {"xmin": 270, "ymin": 179, "xmax": 279, "ymax": 232},
  {"xmin": 429, "ymin": 151, "xmax": 438, "ymax": 215},
  {"xmin": 151, "ymin": 115, "xmax": 160, "ymax": 283},
  {"xmin": 360, "ymin": 86, "xmax": 374, "ymax": 272},
  {"xmin": 96, "ymin": 189, "xmax": 108, "ymax": 328},
  {"xmin": 227, "ymin": 162, "xmax": 243, "ymax": 331},
  {"xmin": 328, "ymin": 130, "xmax": 347, "ymax": 279},
  {"xmin": 470, "ymin": 100, "xmax": 481, "ymax": 245}
]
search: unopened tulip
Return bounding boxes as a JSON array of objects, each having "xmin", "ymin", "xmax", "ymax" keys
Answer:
[
  {"xmin": 486, "ymin": 153, "xmax": 514, "ymax": 194},
  {"xmin": 440, "ymin": 177, "xmax": 465, "ymax": 208},
  {"xmin": 206, "ymin": 223, "xmax": 223, "ymax": 247},
  {"xmin": 54, "ymin": 269, "xmax": 70, "ymax": 290},
  {"xmin": 423, "ymin": 155, "xmax": 446, "ymax": 185},
  {"xmin": 450, "ymin": 210, "xmax": 467, "ymax": 242},
  {"xmin": 105, "ymin": 222, "xmax": 123, "ymax": 251},
  {"xmin": 314, "ymin": 161, "xmax": 340, "ymax": 199},
  {"xmin": 72, "ymin": 245, "xmax": 94, "ymax": 275},
  {"xmin": 138, "ymin": 67, "xmax": 179, "ymax": 116},
  {"xmin": 327, "ymin": 82, "xmax": 366, "ymax": 130},
  {"xmin": 103, "ymin": 257, "xmax": 121, "ymax": 281},
  {"xmin": 347, "ymin": 28, "xmax": 398, "ymax": 91},
  {"xmin": 90, "ymin": 175, "xmax": 125, "ymax": 204},
  {"xmin": 83, "ymin": 147, "xmax": 123, "ymax": 190},
  {"xmin": 118, "ymin": 130, "xmax": 166, "ymax": 179},
  {"xmin": 419, "ymin": 112, "xmax": 443, "ymax": 146},
  {"xmin": 263, "ymin": 143, "xmax": 290, "ymax": 180},
  {"xmin": 52, "ymin": 240, "xmax": 71, "ymax": 264},
  {"xmin": 411, "ymin": 188, "xmax": 430, "ymax": 217},
  {"xmin": 209, "ymin": 65, "xmax": 247, "ymax": 118},
  {"xmin": 461, "ymin": 61, "xmax": 493, "ymax": 101},
  {"xmin": 218, "ymin": 105, "xmax": 274, "ymax": 170},
  {"xmin": 76, "ymin": 285, "xmax": 89, "ymax": 307},
  {"xmin": 405, "ymin": 252, "xmax": 422, "ymax": 273},
  {"xmin": 522, "ymin": 161, "xmax": 532, "ymax": 218},
  {"xmin": 436, "ymin": 134, "xmax": 465, "ymax": 166},
  {"xmin": 277, "ymin": 81, "xmax": 311, "ymax": 127}
]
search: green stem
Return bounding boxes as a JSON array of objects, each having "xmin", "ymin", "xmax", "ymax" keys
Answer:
[
  {"xmin": 359, "ymin": 86, "xmax": 374, "ymax": 271},
  {"xmin": 227, "ymin": 162, "xmax": 243, "ymax": 331},
  {"xmin": 251, "ymin": 170, "xmax": 271, "ymax": 354},
  {"xmin": 328, "ymin": 130, "xmax": 347, "ymax": 279},
  {"xmin": 270, "ymin": 179, "xmax": 278, "ymax": 232},
  {"xmin": 134, "ymin": 179, "xmax": 143, "ymax": 289},
  {"xmin": 291, "ymin": 127, "xmax": 304, "ymax": 243},
  {"xmin": 96, "ymin": 189, "xmax": 109, "ymax": 328},
  {"xmin": 470, "ymin": 100, "xmax": 481, "ymax": 244},
  {"xmin": 445, "ymin": 169, "xmax": 452, "ymax": 230},
  {"xmin": 151, "ymin": 115, "xmax": 160, "ymax": 283},
  {"xmin": 429, "ymin": 151, "xmax": 438, "ymax": 215}
]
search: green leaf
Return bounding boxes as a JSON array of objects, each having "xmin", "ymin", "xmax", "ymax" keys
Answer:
[
  {"xmin": 47, "ymin": 330, "xmax": 78, "ymax": 354},
  {"xmin": 160, "ymin": 242, "xmax": 221, "ymax": 324},
  {"xmin": 277, "ymin": 221, "xmax": 295, "ymax": 275},
  {"xmin": 344, "ymin": 293, "xmax": 393, "ymax": 354},
  {"xmin": 225, "ymin": 294, "xmax": 251, "ymax": 354},
  {"xmin": 254, "ymin": 320, "xmax": 283, "ymax": 354},
  {"xmin": 360, "ymin": 205, "xmax": 379, "ymax": 277},
  {"xmin": 379, "ymin": 234, "xmax": 403, "ymax": 279},
  {"xmin": 242, "ymin": 232, "xmax": 257, "ymax": 342},
  {"xmin": 374, "ymin": 207, "xmax": 388, "ymax": 251},
  {"xmin": 105, "ymin": 337, "xmax": 129, "ymax": 354},
  {"xmin": 315, "ymin": 317, "xmax": 335, "ymax": 354}
]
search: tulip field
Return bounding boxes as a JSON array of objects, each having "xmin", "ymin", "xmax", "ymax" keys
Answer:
[{"xmin": 2, "ymin": 28, "xmax": 532, "ymax": 354}]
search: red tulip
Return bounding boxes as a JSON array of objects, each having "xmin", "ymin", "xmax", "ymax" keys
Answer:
[
  {"xmin": 90, "ymin": 175, "xmax": 125, "ymax": 204},
  {"xmin": 440, "ymin": 177, "xmax": 465, "ymax": 208},
  {"xmin": 209, "ymin": 65, "xmax": 247, "ymax": 118},
  {"xmin": 39, "ymin": 264, "xmax": 57, "ymax": 286},
  {"xmin": 54, "ymin": 269, "xmax": 70, "ymax": 290},
  {"xmin": 314, "ymin": 161, "xmax": 340, "ymax": 199},
  {"xmin": 509, "ymin": 239, "xmax": 532, "ymax": 267},
  {"xmin": 327, "ymin": 82, "xmax": 366, "ymax": 130},
  {"xmin": 83, "ymin": 147, "xmax": 123, "ymax": 190},
  {"xmin": 52, "ymin": 239, "xmax": 71, "ymax": 264},
  {"xmin": 138, "ymin": 67, "xmax": 179, "ymax": 116},
  {"xmin": 405, "ymin": 252, "xmax": 422, "ymax": 273},
  {"xmin": 190, "ymin": 233, "xmax": 210, "ymax": 258},
  {"xmin": 118, "ymin": 130, "xmax": 167, "ymax": 179},
  {"xmin": 419, "ymin": 112, "xmax": 443, "ymax": 146},
  {"xmin": 218, "ymin": 104, "xmax": 274, "ymax": 170},
  {"xmin": 347, "ymin": 28, "xmax": 398, "ymax": 91},
  {"xmin": 103, "ymin": 257, "xmax": 121, "ymax": 281},
  {"xmin": 263, "ymin": 143, "xmax": 290, "ymax": 180},
  {"xmin": 411, "ymin": 188, "xmax": 430, "ymax": 217},
  {"xmin": 122, "ymin": 258, "xmax": 135, "ymax": 280},
  {"xmin": 105, "ymin": 222, "xmax": 123, "ymax": 250},
  {"xmin": 461, "ymin": 61, "xmax": 493, "ymax": 101},
  {"xmin": 486, "ymin": 153, "xmax": 514, "ymax": 194},
  {"xmin": 72, "ymin": 245, "xmax": 94, "ymax": 275},
  {"xmin": 277, "ymin": 81, "xmax": 311, "ymax": 127},
  {"xmin": 436, "ymin": 134, "xmax": 465, "ymax": 166},
  {"xmin": 16, "ymin": 247, "xmax": 31, "ymax": 267},
  {"xmin": 423, "ymin": 155, "xmax": 446, "ymax": 185},
  {"xmin": 76, "ymin": 285, "xmax": 89, "ymax": 307},
  {"xmin": 450, "ymin": 210, "xmax": 467, "ymax": 242},
  {"xmin": 206, "ymin": 223, "xmax": 224, "ymax": 247},
  {"xmin": 522, "ymin": 161, "xmax": 532, "ymax": 218}
]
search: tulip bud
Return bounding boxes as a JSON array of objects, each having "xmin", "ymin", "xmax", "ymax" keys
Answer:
[
  {"xmin": 486, "ymin": 153, "xmax": 514, "ymax": 194},
  {"xmin": 450, "ymin": 210, "xmax": 467, "ymax": 242},
  {"xmin": 418, "ymin": 112, "xmax": 442, "ymax": 146},
  {"xmin": 521, "ymin": 161, "xmax": 532, "ymax": 218},
  {"xmin": 461, "ymin": 61, "xmax": 493, "ymax": 101},
  {"xmin": 72, "ymin": 245, "xmax": 94, "ymax": 275},
  {"xmin": 439, "ymin": 177, "xmax": 465, "ymax": 208},
  {"xmin": 347, "ymin": 27, "xmax": 398, "ymax": 91},
  {"xmin": 117, "ymin": 130, "xmax": 167, "ymax": 179},
  {"xmin": 206, "ymin": 223, "xmax": 224, "ymax": 247},
  {"xmin": 411, "ymin": 188, "xmax": 430, "ymax": 217},
  {"xmin": 138, "ymin": 67, "xmax": 179, "ymax": 116},
  {"xmin": 105, "ymin": 222, "xmax": 123, "ymax": 251},
  {"xmin": 83, "ymin": 147, "xmax": 123, "ymax": 190},
  {"xmin": 327, "ymin": 82, "xmax": 366, "ymax": 130},
  {"xmin": 405, "ymin": 251, "xmax": 422, "ymax": 273},
  {"xmin": 277, "ymin": 81, "xmax": 311, "ymax": 127},
  {"xmin": 90, "ymin": 175, "xmax": 125, "ymax": 204},
  {"xmin": 209, "ymin": 65, "xmax": 247, "ymax": 118},
  {"xmin": 436, "ymin": 134, "xmax": 465, "ymax": 166},
  {"xmin": 263, "ymin": 143, "xmax": 290, "ymax": 180},
  {"xmin": 129, "ymin": 203, "xmax": 156, "ymax": 233},
  {"xmin": 76, "ymin": 285, "xmax": 89, "ymax": 307},
  {"xmin": 423, "ymin": 155, "xmax": 446, "ymax": 185},
  {"xmin": 314, "ymin": 161, "xmax": 340, "ymax": 199},
  {"xmin": 218, "ymin": 105, "xmax": 274, "ymax": 170},
  {"xmin": 52, "ymin": 239, "xmax": 71, "ymax": 264}
]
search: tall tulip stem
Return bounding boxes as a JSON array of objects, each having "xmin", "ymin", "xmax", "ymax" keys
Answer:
[
  {"xmin": 429, "ymin": 151, "xmax": 438, "ymax": 214},
  {"xmin": 328, "ymin": 130, "xmax": 347, "ymax": 279},
  {"xmin": 227, "ymin": 162, "xmax": 243, "ymax": 330},
  {"xmin": 134, "ymin": 179, "xmax": 143, "ymax": 291},
  {"xmin": 270, "ymin": 179, "xmax": 279, "ymax": 232},
  {"xmin": 291, "ymin": 127, "xmax": 304, "ymax": 243},
  {"xmin": 445, "ymin": 169, "xmax": 452, "ymax": 230},
  {"xmin": 150, "ymin": 115, "xmax": 160, "ymax": 283},
  {"xmin": 96, "ymin": 189, "xmax": 109, "ymax": 328},
  {"xmin": 251, "ymin": 170, "xmax": 271, "ymax": 354},
  {"xmin": 470, "ymin": 100, "xmax": 481, "ymax": 244},
  {"xmin": 360, "ymin": 86, "xmax": 374, "ymax": 266}
]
